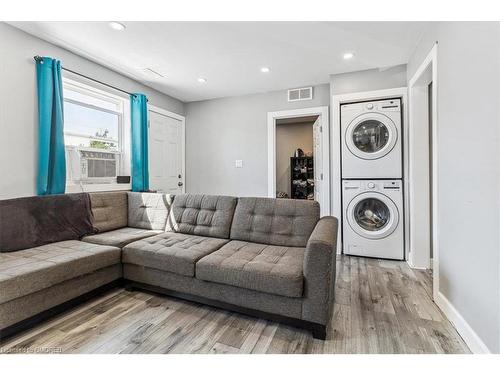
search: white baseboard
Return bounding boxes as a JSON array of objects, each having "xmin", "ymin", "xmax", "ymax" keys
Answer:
[
  {"xmin": 435, "ymin": 292, "xmax": 491, "ymax": 354},
  {"xmin": 406, "ymin": 259, "xmax": 428, "ymax": 270}
]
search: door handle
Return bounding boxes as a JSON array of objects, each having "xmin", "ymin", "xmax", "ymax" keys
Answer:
[{"xmin": 178, "ymin": 182, "xmax": 184, "ymax": 187}]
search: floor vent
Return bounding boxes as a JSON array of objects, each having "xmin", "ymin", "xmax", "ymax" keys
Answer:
[{"xmin": 288, "ymin": 86, "xmax": 313, "ymax": 102}]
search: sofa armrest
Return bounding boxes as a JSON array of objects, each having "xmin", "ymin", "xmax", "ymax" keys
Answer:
[{"xmin": 301, "ymin": 216, "xmax": 339, "ymax": 326}]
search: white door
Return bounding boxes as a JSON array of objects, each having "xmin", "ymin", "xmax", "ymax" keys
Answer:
[
  {"xmin": 312, "ymin": 116, "xmax": 324, "ymax": 214},
  {"xmin": 148, "ymin": 111, "xmax": 184, "ymax": 194}
]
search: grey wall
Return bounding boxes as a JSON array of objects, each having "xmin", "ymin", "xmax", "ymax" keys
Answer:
[
  {"xmin": 276, "ymin": 122, "xmax": 314, "ymax": 196},
  {"xmin": 0, "ymin": 23, "xmax": 184, "ymax": 199},
  {"xmin": 330, "ymin": 64, "xmax": 407, "ymax": 95},
  {"xmin": 407, "ymin": 22, "xmax": 500, "ymax": 353},
  {"xmin": 184, "ymin": 84, "xmax": 330, "ymax": 196}
]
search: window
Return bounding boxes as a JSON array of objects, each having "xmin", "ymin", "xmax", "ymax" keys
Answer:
[{"xmin": 62, "ymin": 78, "xmax": 130, "ymax": 188}]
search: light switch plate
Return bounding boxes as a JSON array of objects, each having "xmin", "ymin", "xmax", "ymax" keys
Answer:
[{"xmin": 235, "ymin": 160, "xmax": 243, "ymax": 168}]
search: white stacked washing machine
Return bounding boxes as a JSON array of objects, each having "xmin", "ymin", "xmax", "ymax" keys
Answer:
[{"xmin": 341, "ymin": 99, "xmax": 404, "ymax": 260}]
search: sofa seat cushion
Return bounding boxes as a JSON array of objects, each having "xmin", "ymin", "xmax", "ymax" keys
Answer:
[
  {"xmin": 0, "ymin": 240, "xmax": 120, "ymax": 304},
  {"xmin": 196, "ymin": 240, "xmax": 305, "ymax": 298},
  {"xmin": 81, "ymin": 227, "xmax": 162, "ymax": 248},
  {"xmin": 122, "ymin": 232, "xmax": 228, "ymax": 277}
]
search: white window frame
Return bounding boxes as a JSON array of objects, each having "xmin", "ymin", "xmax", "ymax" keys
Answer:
[{"xmin": 62, "ymin": 77, "xmax": 131, "ymax": 192}]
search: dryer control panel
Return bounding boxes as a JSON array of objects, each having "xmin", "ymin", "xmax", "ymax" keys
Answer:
[{"xmin": 343, "ymin": 179, "xmax": 401, "ymax": 192}]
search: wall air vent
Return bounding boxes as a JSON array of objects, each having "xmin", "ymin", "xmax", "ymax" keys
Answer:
[{"xmin": 287, "ymin": 86, "xmax": 313, "ymax": 102}]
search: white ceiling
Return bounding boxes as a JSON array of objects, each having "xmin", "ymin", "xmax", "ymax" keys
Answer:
[{"xmin": 10, "ymin": 22, "xmax": 428, "ymax": 102}]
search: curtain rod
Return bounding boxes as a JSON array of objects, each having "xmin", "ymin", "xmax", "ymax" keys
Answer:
[{"xmin": 34, "ymin": 55, "xmax": 142, "ymax": 99}]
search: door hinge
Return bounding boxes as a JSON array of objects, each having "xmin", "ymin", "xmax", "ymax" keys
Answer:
[
  {"xmin": 321, "ymin": 173, "xmax": 324, "ymax": 180},
  {"xmin": 320, "ymin": 126, "xmax": 323, "ymax": 133},
  {"xmin": 148, "ymin": 121, "xmax": 151, "ymax": 128}
]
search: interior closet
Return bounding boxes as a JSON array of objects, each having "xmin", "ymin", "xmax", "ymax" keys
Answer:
[{"xmin": 275, "ymin": 116, "xmax": 317, "ymax": 200}]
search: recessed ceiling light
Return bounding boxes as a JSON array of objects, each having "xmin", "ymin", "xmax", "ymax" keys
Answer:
[
  {"xmin": 343, "ymin": 52, "xmax": 355, "ymax": 60},
  {"xmin": 109, "ymin": 22, "xmax": 126, "ymax": 31},
  {"xmin": 197, "ymin": 77, "xmax": 207, "ymax": 83},
  {"xmin": 260, "ymin": 67, "xmax": 270, "ymax": 73}
]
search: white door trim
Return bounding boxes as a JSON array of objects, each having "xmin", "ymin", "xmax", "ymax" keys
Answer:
[
  {"xmin": 147, "ymin": 105, "xmax": 186, "ymax": 193},
  {"xmin": 267, "ymin": 106, "xmax": 330, "ymax": 216},
  {"xmin": 408, "ymin": 43, "xmax": 438, "ymax": 299},
  {"xmin": 332, "ymin": 87, "xmax": 408, "ymax": 255}
]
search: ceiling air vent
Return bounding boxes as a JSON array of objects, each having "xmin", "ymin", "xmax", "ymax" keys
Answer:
[
  {"xmin": 141, "ymin": 67, "xmax": 166, "ymax": 78},
  {"xmin": 287, "ymin": 86, "xmax": 313, "ymax": 102}
]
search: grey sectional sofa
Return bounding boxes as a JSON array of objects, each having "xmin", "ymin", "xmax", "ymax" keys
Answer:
[{"xmin": 0, "ymin": 191, "xmax": 338, "ymax": 340}]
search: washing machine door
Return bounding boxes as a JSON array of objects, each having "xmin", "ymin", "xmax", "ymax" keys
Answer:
[
  {"xmin": 345, "ymin": 113, "xmax": 398, "ymax": 160},
  {"xmin": 347, "ymin": 192, "xmax": 399, "ymax": 239}
]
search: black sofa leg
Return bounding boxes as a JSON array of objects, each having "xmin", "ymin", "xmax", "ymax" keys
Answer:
[{"xmin": 311, "ymin": 324, "xmax": 327, "ymax": 340}]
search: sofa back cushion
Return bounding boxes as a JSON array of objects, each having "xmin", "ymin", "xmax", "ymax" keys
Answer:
[
  {"xmin": 230, "ymin": 197, "xmax": 320, "ymax": 247},
  {"xmin": 89, "ymin": 192, "xmax": 128, "ymax": 232},
  {"xmin": 166, "ymin": 194, "xmax": 237, "ymax": 239},
  {"xmin": 0, "ymin": 193, "xmax": 96, "ymax": 252},
  {"xmin": 128, "ymin": 192, "xmax": 173, "ymax": 230}
]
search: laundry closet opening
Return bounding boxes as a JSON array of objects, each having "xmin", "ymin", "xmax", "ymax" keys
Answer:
[{"xmin": 275, "ymin": 115, "xmax": 318, "ymax": 201}]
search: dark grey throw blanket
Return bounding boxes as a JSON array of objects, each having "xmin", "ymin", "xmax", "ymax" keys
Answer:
[{"xmin": 0, "ymin": 193, "xmax": 97, "ymax": 252}]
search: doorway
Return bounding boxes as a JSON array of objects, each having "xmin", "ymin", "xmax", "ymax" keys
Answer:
[
  {"xmin": 148, "ymin": 106, "xmax": 186, "ymax": 194},
  {"xmin": 275, "ymin": 116, "xmax": 317, "ymax": 200},
  {"xmin": 267, "ymin": 106, "xmax": 330, "ymax": 216},
  {"xmin": 408, "ymin": 43, "xmax": 438, "ymax": 299}
]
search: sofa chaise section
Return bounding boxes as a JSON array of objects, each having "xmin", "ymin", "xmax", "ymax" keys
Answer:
[
  {"xmin": 0, "ymin": 241, "xmax": 122, "ymax": 333},
  {"xmin": 0, "ymin": 265, "xmax": 121, "ymax": 335},
  {"xmin": 0, "ymin": 240, "xmax": 120, "ymax": 305},
  {"xmin": 0, "ymin": 193, "xmax": 123, "ymax": 337}
]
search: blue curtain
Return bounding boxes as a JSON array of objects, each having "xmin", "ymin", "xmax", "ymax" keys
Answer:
[
  {"xmin": 36, "ymin": 57, "xmax": 66, "ymax": 195},
  {"xmin": 131, "ymin": 93, "xmax": 149, "ymax": 192}
]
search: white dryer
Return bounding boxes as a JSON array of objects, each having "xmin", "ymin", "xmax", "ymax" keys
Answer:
[
  {"xmin": 341, "ymin": 99, "xmax": 402, "ymax": 179},
  {"xmin": 342, "ymin": 179, "xmax": 404, "ymax": 260}
]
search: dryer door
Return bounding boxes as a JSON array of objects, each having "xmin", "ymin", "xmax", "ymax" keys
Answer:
[
  {"xmin": 345, "ymin": 113, "xmax": 398, "ymax": 160},
  {"xmin": 347, "ymin": 192, "xmax": 399, "ymax": 240}
]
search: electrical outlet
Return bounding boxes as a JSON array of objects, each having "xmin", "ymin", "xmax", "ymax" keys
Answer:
[{"xmin": 235, "ymin": 160, "xmax": 243, "ymax": 168}]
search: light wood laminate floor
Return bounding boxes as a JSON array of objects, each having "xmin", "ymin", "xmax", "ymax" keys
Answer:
[{"xmin": 0, "ymin": 255, "xmax": 470, "ymax": 354}]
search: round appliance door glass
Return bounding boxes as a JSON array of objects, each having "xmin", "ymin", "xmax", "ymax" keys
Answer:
[
  {"xmin": 345, "ymin": 113, "xmax": 398, "ymax": 160},
  {"xmin": 354, "ymin": 198, "xmax": 390, "ymax": 231},
  {"xmin": 352, "ymin": 120, "xmax": 389, "ymax": 153},
  {"xmin": 347, "ymin": 192, "xmax": 399, "ymax": 240}
]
